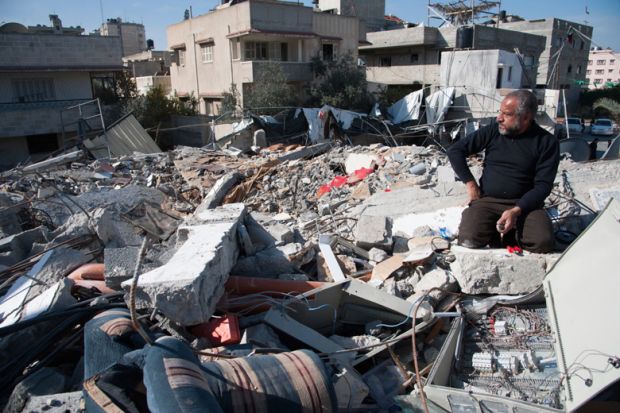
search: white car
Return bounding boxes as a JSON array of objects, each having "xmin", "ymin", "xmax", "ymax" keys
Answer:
[
  {"xmin": 591, "ymin": 118, "xmax": 615, "ymax": 136},
  {"xmin": 565, "ymin": 117, "xmax": 584, "ymax": 135}
]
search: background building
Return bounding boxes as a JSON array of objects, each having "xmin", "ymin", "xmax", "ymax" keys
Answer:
[
  {"xmin": 494, "ymin": 17, "xmax": 592, "ymax": 109},
  {"xmin": 586, "ymin": 48, "xmax": 620, "ymax": 89},
  {"xmin": 167, "ymin": 0, "xmax": 361, "ymax": 115},
  {"xmin": 99, "ymin": 17, "xmax": 147, "ymax": 57},
  {"xmin": 317, "ymin": 0, "xmax": 385, "ymax": 33},
  {"xmin": 0, "ymin": 16, "xmax": 123, "ymax": 168},
  {"xmin": 123, "ymin": 50, "xmax": 172, "ymax": 95},
  {"xmin": 359, "ymin": 25, "xmax": 545, "ymax": 97}
]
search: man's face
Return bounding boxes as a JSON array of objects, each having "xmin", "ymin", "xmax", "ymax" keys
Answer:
[{"xmin": 496, "ymin": 97, "xmax": 531, "ymax": 136}]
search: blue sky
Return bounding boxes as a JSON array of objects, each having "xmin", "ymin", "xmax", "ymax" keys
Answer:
[{"xmin": 2, "ymin": 0, "xmax": 618, "ymax": 51}]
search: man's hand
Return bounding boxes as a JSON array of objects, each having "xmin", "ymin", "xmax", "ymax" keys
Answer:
[
  {"xmin": 465, "ymin": 181, "xmax": 481, "ymax": 203},
  {"xmin": 496, "ymin": 206, "xmax": 522, "ymax": 234}
]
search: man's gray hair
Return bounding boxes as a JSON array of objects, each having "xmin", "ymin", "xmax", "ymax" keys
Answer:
[{"xmin": 506, "ymin": 89, "xmax": 538, "ymax": 117}]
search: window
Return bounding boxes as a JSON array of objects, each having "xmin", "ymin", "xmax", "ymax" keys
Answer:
[
  {"xmin": 380, "ymin": 56, "xmax": 391, "ymax": 67},
  {"xmin": 595, "ymin": 69, "xmax": 604, "ymax": 74},
  {"xmin": 26, "ymin": 133, "xmax": 59, "ymax": 154},
  {"xmin": 567, "ymin": 64, "xmax": 572, "ymax": 74},
  {"xmin": 610, "ymin": 69, "xmax": 615, "ymax": 73},
  {"xmin": 580, "ymin": 40, "xmax": 584, "ymax": 50},
  {"xmin": 588, "ymin": 60, "xmax": 593, "ymax": 65},
  {"xmin": 12, "ymin": 78, "xmax": 56, "ymax": 103},
  {"xmin": 200, "ymin": 44, "xmax": 213, "ymax": 63},
  {"xmin": 244, "ymin": 41, "xmax": 267, "ymax": 60},
  {"xmin": 410, "ymin": 53, "xmax": 419, "ymax": 63},
  {"xmin": 322, "ymin": 44, "xmax": 334, "ymax": 61},
  {"xmin": 178, "ymin": 49, "xmax": 186, "ymax": 66},
  {"xmin": 596, "ymin": 60, "xmax": 605, "ymax": 65},
  {"xmin": 268, "ymin": 42, "xmax": 288, "ymax": 61},
  {"xmin": 586, "ymin": 70, "xmax": 591, "ymax": 75},
  {"xmin": 507, "ymin": 66, "xmax": 513, "ymax": 82},
  {"xmin": 577, "ymin": 65, "xmax": 582, "ymax": 74},
  {"xmin": 594, "ymin": 79, "xmax": 602, "ymax": 84},
  {"xmin": 611, "ymin": 59, "xmax": 616, "ymax": 64}
]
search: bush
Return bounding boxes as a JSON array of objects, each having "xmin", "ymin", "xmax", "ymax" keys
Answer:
[{"xmin": 308, "ymin": 53, "xmax": 374, "ymax": 111}]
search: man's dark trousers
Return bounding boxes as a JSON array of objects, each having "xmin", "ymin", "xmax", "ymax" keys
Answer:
[{"xmin": 458, "ymin": 197, "xmax": 554, "ymax": 253}]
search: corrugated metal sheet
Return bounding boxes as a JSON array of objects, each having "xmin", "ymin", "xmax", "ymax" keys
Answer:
[{"xmin": 84, "ymin": 114, "xmax": 161, "ymax": 159}]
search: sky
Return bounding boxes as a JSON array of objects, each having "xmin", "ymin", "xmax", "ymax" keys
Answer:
[{"xmin": 1, "ymin": 0, "xmax": 619, "ymax": 51}]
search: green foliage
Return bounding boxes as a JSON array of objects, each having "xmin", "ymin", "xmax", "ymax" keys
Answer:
[
  {"xmin": 308, "ymin": 52, "xmax": 374, "ymax": 111},
  {"xmin": 221, "ymin": 83, "xmax": 240, "ymax": 117},
  {"xmin": 244, "ymin": 62, "xmax": 293, "ymax": 114},
  {"xmin": 579, "ymin": 85, "xmax": 620, "ymax": 108},
  {"xmin": 593, "ymin": 98, "xmax": 620, "ymax": 123},
  {"xmin": 121, "ymin": 86, "xmax": 197, "ymax": 130},
  {"xmin": 115, "ymin": 70, "xmax": 138, "ymax": 101}
]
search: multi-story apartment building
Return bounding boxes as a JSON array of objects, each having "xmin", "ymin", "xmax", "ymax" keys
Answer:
[
  {"xmin": 166, "ymin": 0, "xmax": 361, "ymax": 115},
  {"xmin": 123, "ymin": 50, "xmax": 172, "ymax": 95},
  {"xmin": 99, "ymin": 18, "xmax": 147, "ymax": 57},
  {"xmin": 359, "ymin": 24, "xmax": 545, "ymax": 94},
  {"xmin": 317, "ymin": 0, "xmax": 386, "ymax": 33},
  {"xmin": 494, "ymin": 17, "xmax": 592, "ymax": 108},
  {"xmin": 586, "ymin": 48, "xmax": 620, "ymax": 89},
  {"xmin": 0, "ymin": 17, "xmax": 123, "ymax": 168}
]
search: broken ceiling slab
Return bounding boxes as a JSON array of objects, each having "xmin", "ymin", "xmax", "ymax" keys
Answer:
[
  {"xmin": 392, "ymin": 206, "xmax": 465, "ymax": 239},
  {"xmin": 83, "ymin": 113, "xmax": 161, "ymax": 159},
  {"xmin": 450, "ymin": 246, "xmax": 550, "ymax": 295},
  {"xmin": 22, "ymin": 150, "xmax": 85, "ymax": 173},
  {"xmin": 122, "ymin": 203, "xmax": 246, "ymax": 326}
]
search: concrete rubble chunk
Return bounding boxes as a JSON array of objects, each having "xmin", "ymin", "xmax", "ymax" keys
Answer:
[
  {"xmin": 4, "ymin": 367, "xmax": 68, "ymax": 413},
  {"xmin": 317, "ymin": 253, "xmax": 356, "ymax": 282},
  {"xmin": 197, "ymin": 171, "xmax": 243, "ymax": 211},
  {"xmin": 408, "ymin": 266, "xmax": 457, "ymax": 302},
  {"xmin": 450, "ymin": 246, "xmax": 549, "ymax": 294},
  {"xmin": 104, "ymin": 247, "xmax": 141, "ymax": 288},
  {"xmin": 354, "ymin": 215, "xmax": 392, "ymax": 251},
  {"xmin": 121, "ymin": 203, "xmax": 246, "ymax": 326},
  {"xmin": 368, "ymin": 247, "xmax": 388, "ymax": 263}
]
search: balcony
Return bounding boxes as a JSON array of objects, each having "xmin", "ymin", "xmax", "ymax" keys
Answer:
[{"xmin": 236, "ymin": 61, "xmax": 313, "ymax": 83}]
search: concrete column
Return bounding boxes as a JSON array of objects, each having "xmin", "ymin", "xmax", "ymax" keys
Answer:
[{"xmin": 298, "ymin": 39, "xmax": 303, "ymax": 62}]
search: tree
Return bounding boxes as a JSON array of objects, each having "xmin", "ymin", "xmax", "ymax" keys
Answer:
[
  {"xmin": 593, "ymin": 98, "xmax": 620, "ymax": 123},
  {"xmin": 308, "ymin": 52, "xmax": 374, "ymax": 111},
  {"xmin": 221, "ymin": 83, "xmax": 240, "ymax": 117},
  {"xmin": 243, "ymin": 62, "xmax": 293, "ymax": 114}
]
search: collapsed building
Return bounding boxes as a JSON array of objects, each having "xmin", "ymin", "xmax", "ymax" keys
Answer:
[{"xmin": 0, "ymin": 103, "xmax": 619, "ymax": 412}]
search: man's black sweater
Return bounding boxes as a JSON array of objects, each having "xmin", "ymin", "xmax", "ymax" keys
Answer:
[{"xmin": 447, "ymin": 121, "xmax": 560, "ymax": 214}]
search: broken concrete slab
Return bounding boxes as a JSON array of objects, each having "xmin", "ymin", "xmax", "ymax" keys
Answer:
[
  {"xmin": 450, "ymin": 246, "xmax": 549, "ymax": 294},
  {"xmin": 122, "ymin": 203, "xmax": 246, "ymax": 326},
  {"xmin": 104, "ymin": 246, "xmax": 141, "ymax": 288},
  {"xmin": 197, "ymin": 171, "xmax": 243, "ymax": 211},
  {"xmin": 0, "ymin": 226, "xmax": 49, "ymax": 267},
  {"xmin": 392, "ymin": 206, "xmax": 465, "ymax": 239},
  {"xmin": 353, "ymin": 215, "xmax": 392, "ymax": 251},
  {"xmin": 22, "ymin": 150, "xmax": 85, "ymax": 173}
]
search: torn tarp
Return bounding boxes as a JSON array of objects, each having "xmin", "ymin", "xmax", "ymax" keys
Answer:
[
  {"xmin": 387, "ymin": 90, "xmax": 424, "ymax": 124},
  {"xmin": 425, "ymin": 87, "xmax": 455, "ymax": 133}
]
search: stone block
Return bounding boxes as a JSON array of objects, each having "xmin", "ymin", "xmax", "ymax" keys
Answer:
[
  {"xmin": 408, "ymin": 267, "xmax": 457, "ymax": 302},
  {"xmin": 450, "ymin": 246, "xmax": 548, "ymax": 294},
  {"xmin": 122, "ymin": 203, "xmax": 246, "ymax": 326},
  {"xmin": 354, "ymin": 215, "xmax": 392, "ymax": 251}
]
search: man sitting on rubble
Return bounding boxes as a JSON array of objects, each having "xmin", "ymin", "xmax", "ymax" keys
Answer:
[{"xmin": 447, "ymin": 89, "xmax": 560, "ymax": 253}]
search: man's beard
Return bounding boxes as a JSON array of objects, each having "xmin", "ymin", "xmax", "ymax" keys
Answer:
[{"xmin": 498, "ymin": 119, "xmax": 522, "ymax": 136}]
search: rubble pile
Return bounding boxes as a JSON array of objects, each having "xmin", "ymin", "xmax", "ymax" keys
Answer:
[{"xmin": 1, "ymin": 142, "xmax": 619, "ymax": 413}]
